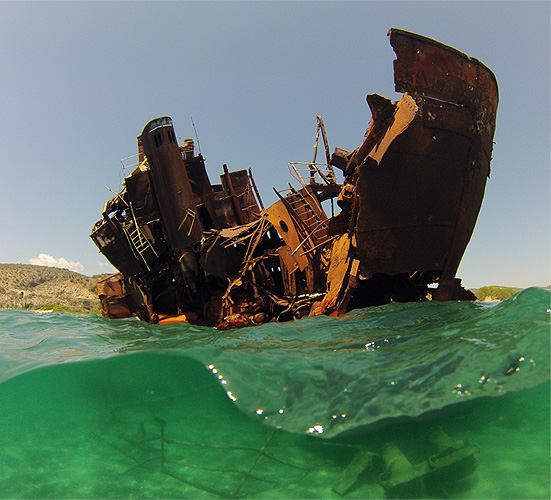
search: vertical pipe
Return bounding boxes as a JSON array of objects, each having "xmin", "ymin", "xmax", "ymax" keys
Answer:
[
  {"xmin": 223, "ymin": 164, "xmax": 244, "ymax": 225},
  {"xmin": 248, "ymin": 168, "xmax": 265, "ymax": 210}
]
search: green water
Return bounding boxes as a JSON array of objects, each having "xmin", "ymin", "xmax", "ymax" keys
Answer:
[{"xmin": 0, "ymin": 288, "xmax": 549, "ymax": 498}]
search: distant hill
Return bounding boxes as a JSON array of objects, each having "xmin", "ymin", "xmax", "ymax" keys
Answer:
[
  {"xmin": 469, "ymin": 285, "xmax": 525, "ymax": 302},
  {"xmin": 0, "ymin": 264, "xmax": 109, "ymax": 315}
]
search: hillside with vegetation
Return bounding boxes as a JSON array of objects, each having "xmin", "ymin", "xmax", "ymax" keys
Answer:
[
  {"xmin": 0, "ymin": 264, "xmax": 107, "ymax": 315},
  {"xmin": 470, "ymin": 285, "xmax": 525, "ymax": 302}
]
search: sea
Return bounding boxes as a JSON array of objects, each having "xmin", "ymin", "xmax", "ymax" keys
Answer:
[{"xmin": 0, "ymin": 287, "xmax": 549, "ymax": 499}]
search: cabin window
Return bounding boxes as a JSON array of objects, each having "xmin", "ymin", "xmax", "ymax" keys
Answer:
[
  {"xmin": 149, "ymin": 117, "xmax": 173, "ymax": 132},
  {"xmin": 279, "ymin": 220, "xmax": 289, "ymax": 232}
]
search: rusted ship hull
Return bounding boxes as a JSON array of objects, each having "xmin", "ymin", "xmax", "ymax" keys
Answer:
[{"xmin": 90, "ymin": 29, "xmax": 498, "ymax": 328}]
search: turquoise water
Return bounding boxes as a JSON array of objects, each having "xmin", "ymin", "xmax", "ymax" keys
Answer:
[{"xmin": 0, "ymin": 288, "xmax": 549, "ymax": 499}]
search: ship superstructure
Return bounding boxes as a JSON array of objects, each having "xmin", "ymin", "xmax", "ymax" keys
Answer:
[{"xmin": 91, "ymin": 29, "xmax": 498, "ymax": 328}]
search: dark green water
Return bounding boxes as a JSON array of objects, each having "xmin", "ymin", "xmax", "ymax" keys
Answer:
[{"xmin": 0, "ymin": 288, "xmax": 549, "ymax": 499}]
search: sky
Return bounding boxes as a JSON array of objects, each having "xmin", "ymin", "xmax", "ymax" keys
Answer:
[{"xmin": 0, "ymin": 1, "xmax": 549, "ymax": 289}]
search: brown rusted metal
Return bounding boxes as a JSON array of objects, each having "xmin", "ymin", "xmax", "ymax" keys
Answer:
[
  {"xmin": 248, "ymin": 167, "xmax": 265, "ymax": 210},
  {"xmin": 140, "ymin": 117, "xmax": 203, "ymax": 250},
  {"xmin": 222, "ymin": 163, "xmax": 244, "ymax": 226},
  {"xmin": 90, "ymin": 28, "xmax": 498, "ymax": 328},
  {"xmin": 353, "ymin": 29, "xmax": 498, "ymax": 302}
]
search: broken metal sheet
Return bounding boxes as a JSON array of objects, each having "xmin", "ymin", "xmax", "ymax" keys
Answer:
[
  {"xmin": 96, "ymin": 273, "xmax": 135, "ymax": 319},
  {"xmin": 265, "ymin": 200, "xmax": 310, "ymax": 272},
  {"xmin": 124, "ymin": 169, "xmax": 160, "ymax": 222},
  {"xmin": 389, "ymin": 28, "xmax": 498, "ymax": 115},
  {"xmin": 277, "ymin": 244, "xmax": 300, "ymax": 275},
  {"xmin": 91, "ymin": 216, "xmax": 145, "ymax": 277},
  {"xmin": 97, "ymin": 273, "xmax": 126, "ymax": 298},
  {"xmin": 367, "ymin": 93, "xmax": 418, "ymax": 165},
  {"xmin": 355, "ymin": 29, "xmax": 498, "ymax": 284},
  {"xmin": 218, "ymin": 218, "xmax": 264, "ymax": 241},
  {"xmin": 221, "ymin": 168, "xmax": 262, "ymax": 224},
  {"xmin": 199, "ymin": 234, "xmax": 243, "ymax": 282},
  {"xmin": 317, "ymin": 233, "xmax": 352, "ymax": 315}
]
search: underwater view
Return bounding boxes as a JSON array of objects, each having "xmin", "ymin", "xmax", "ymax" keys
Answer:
[{"xmin": 0, "ymin": 287, "xmax": 549, "ymax": 499}]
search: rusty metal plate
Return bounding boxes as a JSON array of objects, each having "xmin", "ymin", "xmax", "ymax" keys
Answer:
[
  {"xmin": 319, "ymin": 233, "xmax": 351, "ymax": 314},
  {"xmin": 389, "ymin": 28, "xmax": 499, "ymax": 116},
  {"xmin": 264, "ymin": 200, "xmax": 309, "ymax": 271},
  {"xmin": 356, "ymin": 30, "xmax": 498, "ymax": 279}
]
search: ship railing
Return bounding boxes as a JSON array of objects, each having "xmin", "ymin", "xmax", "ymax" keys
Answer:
[
  {"xmin": 288, "ymin": 162, "xmax": 337, "ymax": 189},
  {"xmin": 120, "ymin": 153, "xmax": 142, "ymax": 178},
  {"xmin": 119, "ymin": 139, "xmax": 188, "ymax": 179}
]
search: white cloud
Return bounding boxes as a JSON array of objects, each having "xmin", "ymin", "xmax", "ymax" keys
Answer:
[{"xmin": 29, "ymin": 254, "xmax": 84, "ymax": 274}]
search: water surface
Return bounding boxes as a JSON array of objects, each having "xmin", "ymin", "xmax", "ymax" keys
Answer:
[{"xmin": 0, "ymin": 288, "xmax": 549, "ymax": 498}]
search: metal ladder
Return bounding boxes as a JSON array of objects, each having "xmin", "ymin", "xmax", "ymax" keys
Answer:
[
  {"xmin": 284, "ymin": 187, "xmax": 329, "ymax": 247},
  {"xmin": 126, "ymin": 225, "xmax": 157, "ymax": 271}
]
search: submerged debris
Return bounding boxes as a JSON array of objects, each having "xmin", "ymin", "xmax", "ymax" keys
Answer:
[
  {"xmin": 96, "ymin": 414, "xmax": 322, "ymax": 498},
  {"xmin": 378, "ymin": 427, "xmax": 479, "ymax": 498},
  {"xmin": 96, "ymin": 409, "xmax": 478, "ymax": 499},
  {"xmin": 90, "ymin": 28, "xmax": 498, "ymax": 328},
  {"xmin": 331, "ymin": 427, "xmax": 479, "ymax": 498},
  {"xmin": 332, "ymin": 449, "xmax": 378, "ymax": 496}
]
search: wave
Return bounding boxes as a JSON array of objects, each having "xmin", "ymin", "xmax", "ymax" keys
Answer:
[
  {"xmin": 0, "ymin": 288, "xmax": 549, "ymax": 498},
  {"xmin": 0, "ymin": 287, "xmax": 549, "ymax": 437}
]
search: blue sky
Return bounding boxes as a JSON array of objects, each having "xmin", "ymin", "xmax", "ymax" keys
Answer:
[{"xmin": 0, "ymin": 1, "xmax": 549, "ymax": 289}]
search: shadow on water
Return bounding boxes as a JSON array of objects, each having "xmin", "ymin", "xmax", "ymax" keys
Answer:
[{"xmin": 0, "ymin": 350, "xmax": 548, "ymax": 499}]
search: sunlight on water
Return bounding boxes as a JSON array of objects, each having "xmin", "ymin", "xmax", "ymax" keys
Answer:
[{"xmin": 0, "ymin": 288, "xmax": 549, "ymax": 498}]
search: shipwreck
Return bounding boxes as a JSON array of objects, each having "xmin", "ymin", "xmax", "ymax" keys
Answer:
[{"xmin": 90, "ymin": 28, "xmax": 498, "ymax": 329}]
